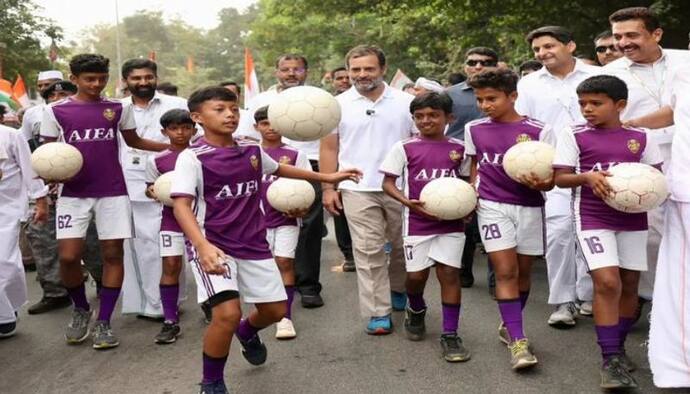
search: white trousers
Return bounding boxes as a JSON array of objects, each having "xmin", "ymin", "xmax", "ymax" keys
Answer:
[
  {"xmin": 121, "ymin": 201, "xmax": 186, "ymax": 317},
  {"xmin": 545, "ymin": 192, "xmax": 593, "ymax": 305},
  {"xmin": 0, "ymin": 219, "xmax": 27, "ymax": 324},
  {"xmin": 649, "ymin": 200, "xmax": 690, "ymax": 387}
]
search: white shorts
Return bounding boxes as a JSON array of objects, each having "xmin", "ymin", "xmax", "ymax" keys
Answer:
[
  {"xmin": 403, "ymin": 232, "xmax": 465, "ymax": 272},
  {"xmin": 477, "ymin": 199, "xmax": 544, "ymax": 255},
  {"xmin": 159, "ymin": 231, "xmax": 185, "ymax": 257},
  {"xmin": 55, "ymin": 196, "xmax": 133, "ymax": 240},
  {"xmin": 189, "ymin": 249, "xmax": 286, "ymax": 304},
  {"xmin": 266, "ymin": 225, "xmax": 299, "ymax": 259},
  {"xmin": 576, "ymin": 229, "xmax": 648, "ymax": 272}
]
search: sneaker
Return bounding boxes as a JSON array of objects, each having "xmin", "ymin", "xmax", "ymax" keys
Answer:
[
  {"xmin": 366, "ymin": 315, "xmax": 393, "ymax": 335},
  {"xmin": 199, "ymin": 380, "xmax": 229, "ymax": 394},
  {"xmin": 342, "ymin": 259, "xmax": 356, "ymax": 272},
  {"xmin": 65, "ymin": 308, "xmax": 92, "ymax": 344},
  {"xmin": 92, "ymin": 320, "xmax": 119, "ymax": 349},
  {"xmin": 201, "ymin": 301, "xmax": 212, "ymax": 324},
  {"xmin": 509, "ymin": 339, "xmax": 538, "ymax": 370},
  {"xmin": 547, "ymin": 302, "xmax": 578, "ymax": 327},
  {"xmin": 300, "ymin": 293, "xmax": 324, "ymax": 308},
  {"xmin": 619, "ymin": 349, "xmax": 637, "ymax": 372},
  {"xmin": 498, "ymin": 322, "xmax": 510, "ymax": 345},
  {"xmin": 155, "ymin": 321, "xmax": 181, "ymax": 344},
  {"xmin": 28, "ymin": 296, "xmax": 71, "ymax": 315},
  {"xmin": 403, "ymin": 307, "xmax": 426, "ymax": 341},
  {"xmin": 391, "ymin": 291, "xmax": 407, "ymax": 312},
  {"xmin": 440, "ymin": 333, "xmax": 471, "ymax": 362},
  {"xmin": 579, "ymin": 301, "xmax": 593, "ymax": 317},
  {"xmin": 275, "ymin": 318, "xmax": 297, "ymax": 340},
  {"xmin": 238, "ymin": 334, "xmax": 268, "ymax": 365},
  {"xmin": 600, "ymin": 356, "xmax": 638, "ymax": 389},
  {"xmin": 0, "ymin": 321, "xmax": 17, "ymax": 338}
]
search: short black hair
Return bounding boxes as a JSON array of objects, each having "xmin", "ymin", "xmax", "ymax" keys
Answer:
[
  {"xmin": 331, "ymin": 66, "xmax": 347, "ymax": 75},
  {"xmin": 409, "ymin": 92, "xmax": 453, "ymax": 115},
  {"xmin": 346, "ymin": 45, "xmax": 386, "ymax": 68},
  {"xmin": 402, "ymin": 82, "xmax": 415, "ymax": 91},
  {"xmin": 254, "ymin": 106, "xmax": 269, "ymax": 123},
  {"xmin": 160, "ymin": 108, "xmax": 194, "ymax": 129},
  {"xmin": 467, "ymin": 69, "xmax": 519, "ymax": 94},
  {"xmin": 518, "ymin": 60, "xmax": 543, "ymax": 74},
  {"xmin": 465, "ymin": 47, "xmax": 499, "ymax": 62},
  {"xmin": 157, "ymin": 82, "xmax": 178, "ymax": 96},
  {"xmin": 121, "ymin": 58, "xmax": 157, "ymax": 79},
  {"xmin": 275, "ymin": 54, "xmax": 308, "ymax": 70},
  {"xmin": 526, "ymin": 26, "xmax": 574, "ymax": 45},
  {"xmin": 594, "ymin": 30, "xmax": 613, "ymax": 42},
  {"xmin": 188, "ymin": 86, "xmax": 238, "ymax": 112},
  {"xmin": 41, "ymin": 80, "xmax": 77, "ymax": 100},
  {"xmin": 69, "ymin": 54, "xmax": 109, "ymax": 76},
  {"xmin": 576, "ymin": 75, "xmax": 628, "ymax": 102},
  {"xmin": 609, "ymin": 7, "xmax": 660, "ymax": 32},
  {"xmin": 219, "ymin": 81, "xmax": 241, "ymax": 94},
  {"xmin": 448, "ymin": 72, "xmax": 466, "ymax": 86}
]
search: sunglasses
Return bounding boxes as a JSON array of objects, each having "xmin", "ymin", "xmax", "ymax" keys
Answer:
[
  {"xmin": 465, "ymin": 59, "xmax": 497, "ymax": 67},
  {"xmin": 595, "ymin": 45, "xmax": 618, "ymax": 53}
]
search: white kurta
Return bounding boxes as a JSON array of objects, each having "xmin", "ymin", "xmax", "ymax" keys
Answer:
[{"xmin": 0, "ymin": 126, "xmax": 47, "ymax": 323}]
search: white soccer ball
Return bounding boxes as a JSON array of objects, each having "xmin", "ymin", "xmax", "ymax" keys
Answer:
[
  {"xmin": 419, "ymin": 177, "xmax": 477, "ymax": 220},
  {"xmin": 153, "ymin": 171, "xmax": 176, "ymax": 207},
  {"xmin": 604, "ymin": 162, "xmax": 668, "ymax": 213},
  {"xmin": 266, "ymin": 178, "xmax": 315, "ymax": 213},
  {"xmin": 31, "ymin": 142, "xmax": 83, "ymax": 182},
  {"xmin": 502, "ymin": 140, "xmax": 555, "ymax": 183},
  {"xmin": 267, "ymin": 86, "xmax": 341, "ymax": 141}
]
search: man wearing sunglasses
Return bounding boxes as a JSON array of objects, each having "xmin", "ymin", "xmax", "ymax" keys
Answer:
[{"xmin": 593, "ymin": 30, "xmax": 622, "ymax": 66}]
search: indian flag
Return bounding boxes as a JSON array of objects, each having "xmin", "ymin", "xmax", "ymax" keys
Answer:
[
  {"xmin": 0, "ymin": 79, "xmax": 19, "ymax": 111},
  {"xmin": 12, "ymin": 74, "xmax": 30, "ymax": 108},
  {"xmin": 244, "ymin": 48, "xmax": 260, "ymax": 105}
]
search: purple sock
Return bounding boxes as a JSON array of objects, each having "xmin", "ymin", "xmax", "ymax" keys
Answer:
[
  {"xmin": 236, "ymin": 318, "xmax": 259, "ymax": 341},
  {"xmin": 407, "ymin": 292, "xmax": 426, "ymax": 311},
  {"xmin": 160, "ymin": 284, "xmax": 180, "ymax": 323},
  {"xmin": 97, "ymin": 286, "xmax": 121, "ymax": 323},
  {"xmin": 202, "ymin": 352, "xmax": 227, "ymax": 384},
  {"xmin": 66, "ymin": 282, "xmax": 90, "ymax": 311},
  {"xmin": 618, "ymin": 317, "xmax": 635, "ymax": 350},
  {"xmin": 442, "ymin": 303, "xmax": 461, "ymax": 334},
  {"xmin": 519, "ymin": 291, "xmax": 530, "ymax": 311},
  {"xmin": 285, "ymin": 286, "xmax": 295, "ymax": 320},
  {"xmin": 596, "ymin": 324, "xmax": 620, "ymax": 364},
  {"xmin": 497, "ymin": 299, "xmax": 525, "ymax": 341}
]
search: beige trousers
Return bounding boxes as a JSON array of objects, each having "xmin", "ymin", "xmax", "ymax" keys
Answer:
[{"xmin": 341, "ymin": 190, "xmax": 406, "ymax": 317}]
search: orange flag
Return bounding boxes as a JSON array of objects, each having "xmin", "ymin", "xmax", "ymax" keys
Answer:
[
  {"xmin": 12, "ymin": 74, "xmax": 30, "ymax": 107},
  {"xmin": 186, "ymin": 56, "xmax": 195, "ymax": 74},
  {"xmin": 244, "ymin": 48, "xmax": 260, "ymax": 104}
]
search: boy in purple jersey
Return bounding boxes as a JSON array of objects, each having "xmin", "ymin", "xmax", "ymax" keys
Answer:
[
  {"xmin": 254, "ymin": 106, "xmax": 311, "ymax": 340},
  {"xmin": 170, "ymin": 87, "xmax": 360, "ymax": 394},
  {"xmin": 553, "ymin": 75, "xmax": 662, "ymax": 389},
  {"xmin": 40, "ymin": 54, "xmax": 169, "ymax": 350},
  {"xmin": 144, "ymin": 109, "xmax": 196, "ymax": 344},
  {"xmin": 380, "ymin": 92, "xmax": 472, "ymax": 362},
  {"xmin": 465, "ymin": 69, "xmax": 554, "ymax": 370}
]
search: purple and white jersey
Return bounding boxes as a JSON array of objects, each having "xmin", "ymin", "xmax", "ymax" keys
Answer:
[
  {"xmin": 465, "ymin": 117, "xmax": 553, "ymax": 207},
  {"xmin": 146, "ymin": 149, "xmax": 184, "ymax": 233},
  {"xmin": 260, "ymin": 144, "xmax": 311, "ymax": 229},
  {"xmin": 379, "ymin": 136, "xmax": 470, "ymax": 236},
  {"xmin": 171, "ymin": 138, "xmax": 279, "ymax": 260},
  {"xmin": 40, "ymin": 97, "xmax": 136, "ymax": 198},
  {"xmin": 553, "ymin": 124, "xmax": 663, "ymax": 231}
]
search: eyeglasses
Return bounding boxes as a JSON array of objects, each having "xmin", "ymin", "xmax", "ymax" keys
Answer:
[
  {"xmin": 595, "ymin": 45, "xmax": 618, "ymax": 53},
  {"xmin": 278, "ymin": 67, "xmax": 307, "ymax": 74},
  {"xmin": 465, "ymin": 59, "xmax": 497, "ymax": 67}
]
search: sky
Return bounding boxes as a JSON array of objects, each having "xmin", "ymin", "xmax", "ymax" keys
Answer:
[{"xmin": 34, "ymin": 0, "xmax": 257, "ymax": 42}]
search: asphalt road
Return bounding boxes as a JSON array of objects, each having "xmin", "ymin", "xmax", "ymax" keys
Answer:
[{"xmin": 0, "ymin": 222, "xmax": 676, "ymax": 394}]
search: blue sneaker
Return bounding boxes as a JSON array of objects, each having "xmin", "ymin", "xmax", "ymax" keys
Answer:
[
  {"xmin": 238, "ymin": 333, "xmax": 267, "ymax": 365},
  {"xmin": 366, "ymin": 315, "xmax": 393, "ymax": 335},
  {"xmin": 391, "ymin": 291, "xmax": 407, "ymax": 311},
  {"xmin": 199, "ymin": 380, "xmax": 229, "ymax": 394}
]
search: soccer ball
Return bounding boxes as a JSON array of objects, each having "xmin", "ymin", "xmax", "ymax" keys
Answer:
[
  {"xmin": 31, "ymin": 142, "xmax": 83, "ymax": 182},
  {"xmin": 604, "ymin": 162, "xmax": 668, "ymax": 213},
  {"xmin": 419, "ymin": 177, "xmax": 477, "ymax": 220},
  {"xmin": 267, "ymin": 86, "xmax": 341, "ymax": 141},
  {"xmin": 153, "ymin": 171, "xmax": 176, "ymax": 207},
  {"xmin": 502, "ymin": 141, "xmax": 555, "ymax": 183},
  {"xmin": 266, "ymin": 178, "xmax": 315, "ymax": 213}
]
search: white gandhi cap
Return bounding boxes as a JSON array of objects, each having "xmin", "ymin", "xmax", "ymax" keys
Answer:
[{"xmin": 37, "ymin": 70, "xmax": 64, "ymax": 81}]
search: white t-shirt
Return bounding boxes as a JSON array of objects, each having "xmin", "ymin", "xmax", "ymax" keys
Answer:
[
  {"xmin": 19, "ymin": 104, "xmax": 44, "ymax": 142},
  {"xmin": 334, "ymin": 84, "xmax": 416, "ymax": 191},
  {"xmin": 665, "ymin": 66, "xmax": 690, "ymax": 202}
]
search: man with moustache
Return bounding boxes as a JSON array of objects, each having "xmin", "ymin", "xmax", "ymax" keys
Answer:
[
  {"xmin": 593, "ymin": 31, "xmax": 623, "ymax": 66},
  {"xmin": 119, "ymin": 59, "xmax": 188, "ymax": 318}
]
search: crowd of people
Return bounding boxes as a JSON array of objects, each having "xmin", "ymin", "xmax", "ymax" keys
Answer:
[{"xmin": 1, "ymin": 5, "xmax": 689, "ymax": 393}]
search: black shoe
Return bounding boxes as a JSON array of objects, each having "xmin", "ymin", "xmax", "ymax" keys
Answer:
[
  {"xmin": 460, "ymin": 270, "xmax": 474, "ymax": 288},
  {"xmin": 201, "ymin": 301, "xmax": 212, "ymax": 324},
  {"xmin": 301, "ymin": 293, "xmax": 324, "ymax": 308},
  {"xmin": 342, "ymin": 259, "xmax": 356, "ymax": 272},
  {"xmin": 238, "ymin": 333, "xmax": 268, "ymax": 365},
  {"xmin": 155, "ymin": 321, "xmax": 181, "ymax": 344},
  {"xmin": 404, "ymin": 306, "xmax": 426, "ymax": 341},
  {"xmin": 27, "ymin": 296, "xmax": 72, "ymax": 315},
  {"xmin": 199, "ymin": 380, "xmax": 229, "ymax": 394},
  {"xmin": 0, "ymin": 321, "xmax": 17, "ymax": 338}
]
